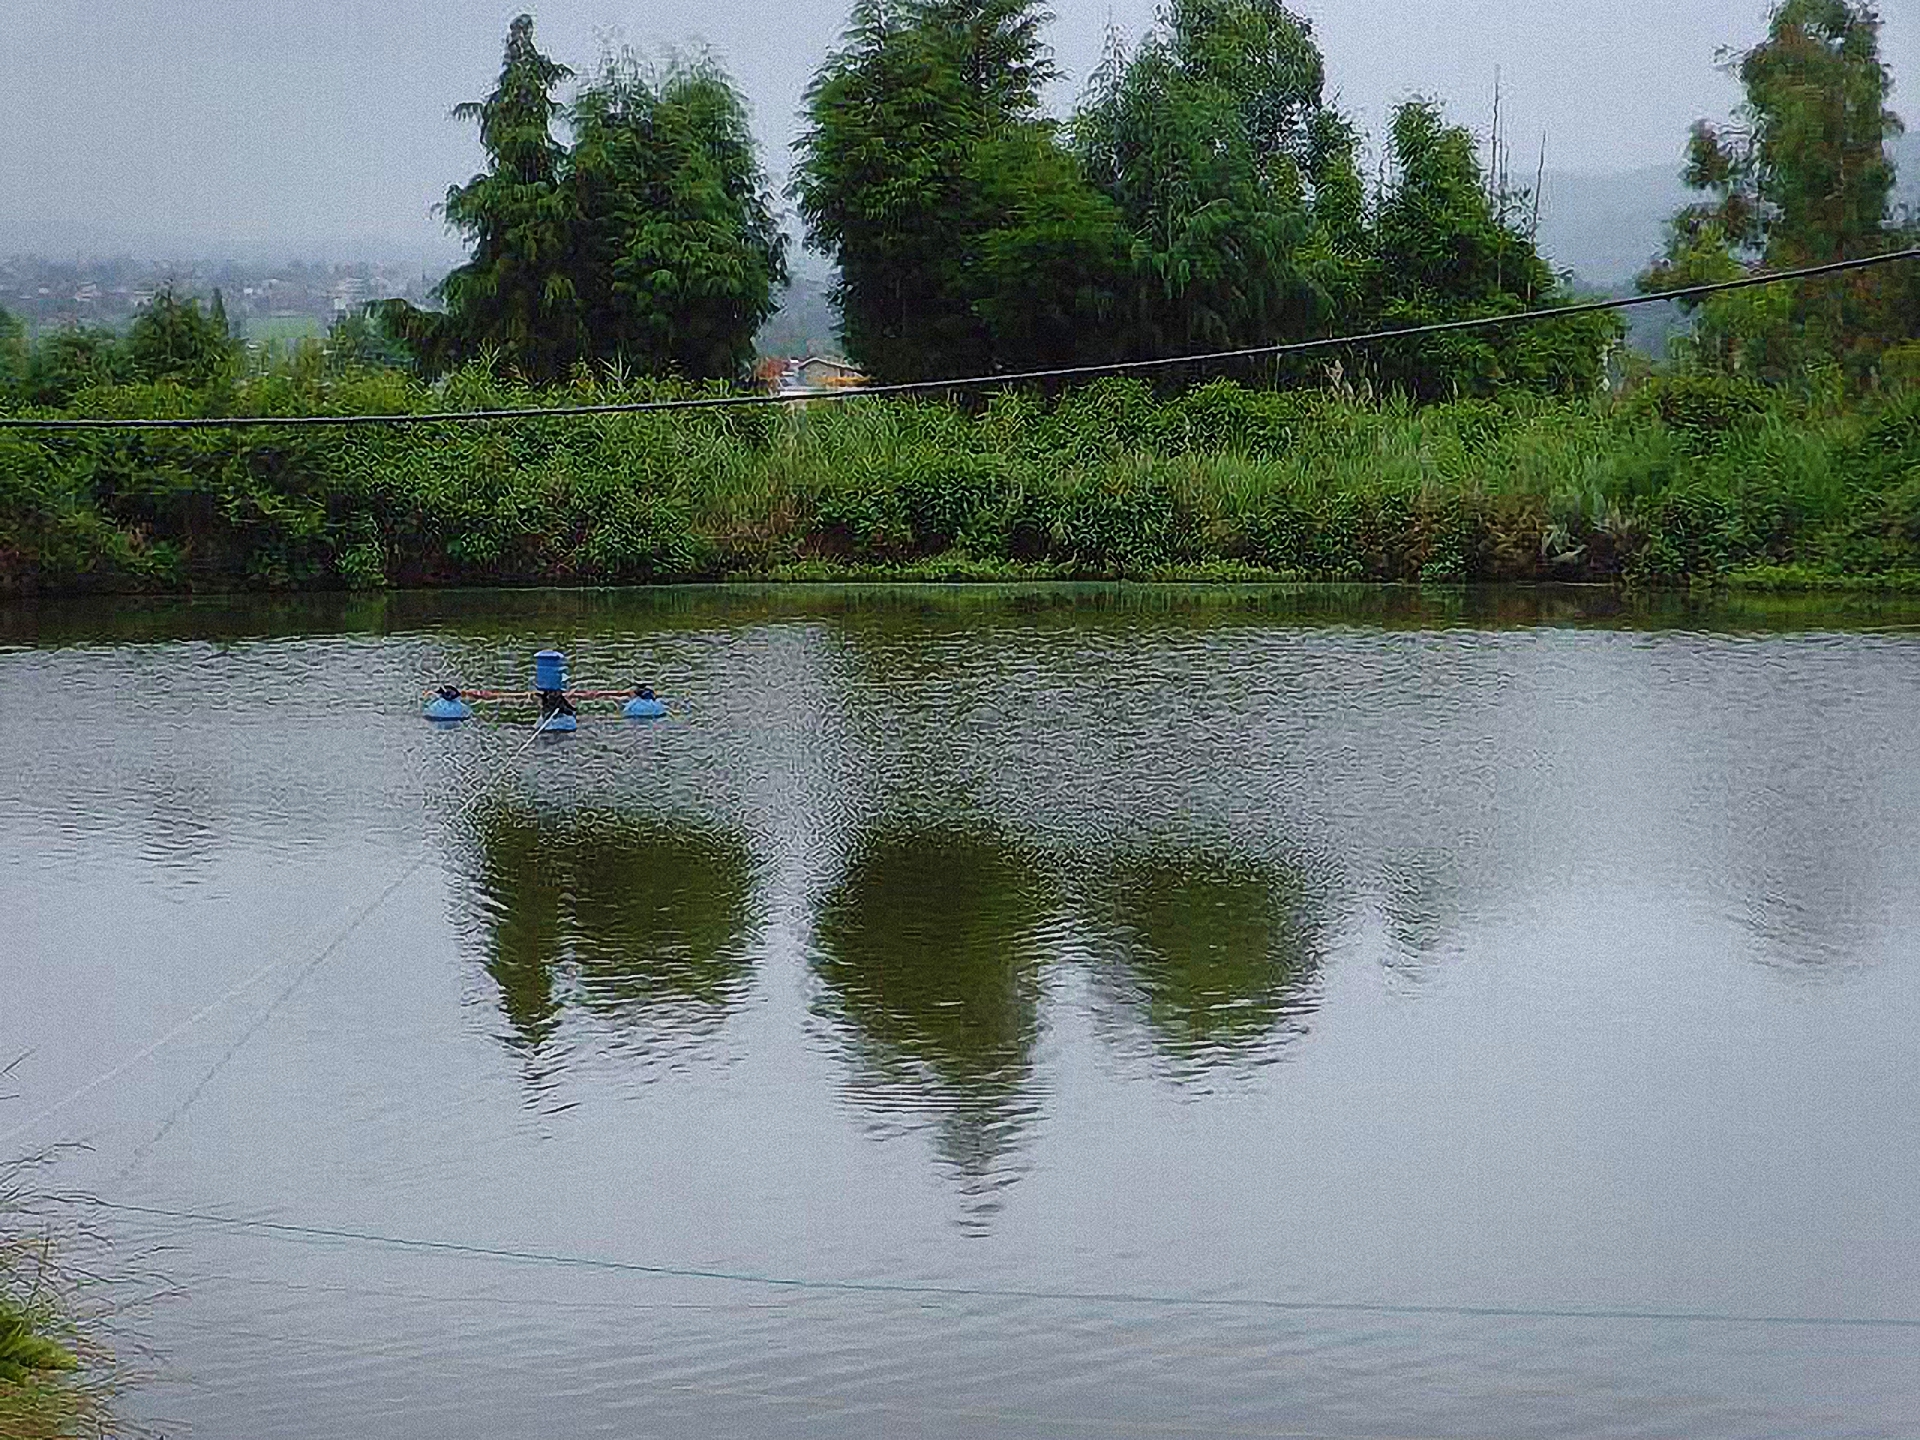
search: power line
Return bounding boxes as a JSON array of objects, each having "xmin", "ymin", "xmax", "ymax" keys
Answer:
[
  {"xmin": 95, "ymin": 1201, "xmax": 1920, "ymax": 1331},
  {"xmin": 3, "ymin": 249, "xmax": 1916, "ymax": 433}
]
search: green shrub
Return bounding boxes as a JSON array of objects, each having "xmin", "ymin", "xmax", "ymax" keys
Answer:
[
  {"xmin": 1626, "ymin": 372, "xmax": 1773, "ymax": 444},
  {"xmin": 5, "ymin": 368, "xmax": 1920, "ymax": 593}
]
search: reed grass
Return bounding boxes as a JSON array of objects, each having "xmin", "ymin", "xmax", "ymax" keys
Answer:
[
  {"xmin": 0, "ymin": 1150, "xmax": 130, "ymax": 1440},
  {"xmin": 4, "ymin": 369, "xmax": 1918, "ymax": 594}
]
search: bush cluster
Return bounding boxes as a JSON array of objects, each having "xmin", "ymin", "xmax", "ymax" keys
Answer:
[{"xmin": 4, "ymin": 368, "xmax": 1920, "ymax": 595}]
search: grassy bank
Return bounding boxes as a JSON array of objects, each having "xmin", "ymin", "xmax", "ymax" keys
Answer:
[
  {"xmin": 4, "ymin": 369, "xmax": 1920, "ymax": 595},
  {"xmin": 1, "ymin": 1153, "xmax": 119, "ymax": 1440}
]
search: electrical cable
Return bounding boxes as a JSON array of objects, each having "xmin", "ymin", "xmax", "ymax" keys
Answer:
[
  {"xmin": 2, "ymin": 249, "xmax": 1915, "ymax": 433},
  {"xmin": 93, "ymin": 1201, "xmax": 1920, "ymax": 1331}
]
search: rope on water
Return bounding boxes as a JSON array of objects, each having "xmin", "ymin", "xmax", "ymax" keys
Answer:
[
  {"xmin": 1, "ymin": 708, "xmax": 566, "ymax": 1153},
  {"xmin": 91, "ymin": 1201, "xmax": 1920, "ymax": 1332}
]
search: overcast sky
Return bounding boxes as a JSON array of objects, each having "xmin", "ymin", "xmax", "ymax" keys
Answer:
[{"xmin": 3, "ymin": 0, "xmax": 1916, "ymax": 261}]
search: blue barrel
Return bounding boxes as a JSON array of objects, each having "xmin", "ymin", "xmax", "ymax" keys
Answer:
[
  {"xmin": 534, "ymin": 650, "xmax": 568, "ymax": 693},
  {"xmin": 624, "ymin": 697, "xmax": 668, "ymax": 720}
]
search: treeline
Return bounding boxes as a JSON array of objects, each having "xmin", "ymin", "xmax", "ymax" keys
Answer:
[
  {"xmin": 789, "ymin": 0, "xmax": 1612, "ymax": 396},
  {"xmin": 321, "ymin": 1, "xmax": 1621, "ymax": 397},
  {"xmin": 354, "ymin": 0, "xmax": 1913, "ymax": 395}
]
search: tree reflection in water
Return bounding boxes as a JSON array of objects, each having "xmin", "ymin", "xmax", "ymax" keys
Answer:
[
  {"xmin": 465, "ymin": 806, "xmax": 760, "ymax": 1068},
  {"xmin": 810, "ymin": 828, "xmax": 1051, "ymax": 1214},
  {"xmin": 1081, "ymin": 849, "xmax": 1328, "ymax": 1076}
]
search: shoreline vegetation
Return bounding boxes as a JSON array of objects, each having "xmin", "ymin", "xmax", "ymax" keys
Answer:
[
  {"xmin": 6, "ymin": 1, "xmax": 1920, "ymax": 601},
  {"xmin": 1, "ymin": 1150, "xmax": 122, "ymax": 1440},
  {"xmin": 4, "ymin": 372, "xmax": 1920, "ymax": 597}
]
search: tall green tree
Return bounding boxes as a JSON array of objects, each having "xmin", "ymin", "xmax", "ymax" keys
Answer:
[
  {"xmin": 966, "ymin": 125, "xmax": 1133, "ymax": 370},
  {"xmin": 794, "ymin": 0, "xmax": 1130, "ymax": 381},
  {"xmin": 388, "ymin": 16, "xmax": 787, "ymax": 383},
  {"xmin": 793, "ymin": 0, "xmax": 1016, "ymax": 381},
  {"xmin": 569, "ymin": 51, "xmax": 789, "ymax": 380},
  {"xmin": 1073, "ymin": 1, "xmax": 1356, "ymax": 360},
  {"xmin": 1368, "ymin": 100, "xmax": 1616, "ymax": 399},
  {"xmin": 1162, "ymin": 0, "xmax": 1334, "ymax": 182},
  {"xmin": 436, "ymin": 13, "xmax": 584, "ymax": 380},
  {"xmin": 1644, "ymin": 0, "xmax": 1910, "ymax": 381}
]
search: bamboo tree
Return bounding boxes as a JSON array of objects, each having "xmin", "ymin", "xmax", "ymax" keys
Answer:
[
  {"xmin": 569, "ymin": 50, "xmax": 788, "ymax": 381},
  {"xmin": 1074, "ymin": 0, "xmax": 1362, "ymax": 363},
  {"xmin": 1369, "ymin": 100, "xmax": 1616, "ymax": 399},
  {"xmin": 436, "ymin": 14, "xmax": 585, "ymax": 381},
  {"xmin": 795, "ymin": 0, "xmax": 1129, "ymax": 381},
  {"xmin": 392, "ymin": 16, "xmax": 788, "ymax": 383}
]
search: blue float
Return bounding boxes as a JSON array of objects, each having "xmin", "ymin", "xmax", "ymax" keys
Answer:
[
  {"xmin": 624, "ymin": 687, "xmax": 668, "ymax": 720},
  {"xmin": 539, "ymin": 712, "xmax": 579, "ymax": 733},
  {"xmin": 424, "ymin": 689, "xmax": 474, "ymax": 723}
]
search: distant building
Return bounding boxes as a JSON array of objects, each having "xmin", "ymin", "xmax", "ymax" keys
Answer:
[{"xmin": 792, "ymin": 355, "xmax": 867, "ymax": 390}]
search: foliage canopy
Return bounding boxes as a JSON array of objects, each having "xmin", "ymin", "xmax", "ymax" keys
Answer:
[
  {"xmin": 385, "ymin": 15, "xmax": 786, "ymax": 383},
  {"xmin": 797, "ymin": 0, "xmax": 1612, "ymax": 397},
  {"xmin": 1644, "ymin": 0, "xmax": 1915, "ymax": 384},
  {"xmin": 793, "ymin": 0, "xmax": 1128, "ymax": 381}
]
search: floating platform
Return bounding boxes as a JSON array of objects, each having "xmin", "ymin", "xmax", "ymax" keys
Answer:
[{"xmin": 423, "ymin": 651, "xmax": 666, "ymax": 729}]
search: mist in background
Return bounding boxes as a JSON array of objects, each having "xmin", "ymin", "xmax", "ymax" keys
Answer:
[{"xmin": 3, "ymin": 0, "xmax": 1916, "ymax": 284}]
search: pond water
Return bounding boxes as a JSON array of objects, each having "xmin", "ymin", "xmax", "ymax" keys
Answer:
[{"xmin": 4, "ymin": 585, "xmax": 1919, "ymax": 1439}]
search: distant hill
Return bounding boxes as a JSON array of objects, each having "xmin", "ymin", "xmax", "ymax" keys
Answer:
[
  {"xmin": 1538, "ymin": 131, "xmax": 1920, "ymax": 289},
  {"xmin": 756, "ymin": 268, "xmax": 841, "ymax": 360},
  {"xmin": 1534, "ymin": 164, "xmax": 1692, "ymax": 288}
]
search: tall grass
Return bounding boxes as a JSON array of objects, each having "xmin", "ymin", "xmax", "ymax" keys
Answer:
[
  {"xmin": 4, "ymin": 368, "xmax": 1919, "ymax": 594},
  {"xmin": 0, "ymin": 1148, "xmax": 129, "ymax": 1440}
]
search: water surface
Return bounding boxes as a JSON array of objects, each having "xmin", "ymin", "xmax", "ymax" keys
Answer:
[{"xmin": 4, "ymin": 586, "xmax": 1918, "ymax": 1438}]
